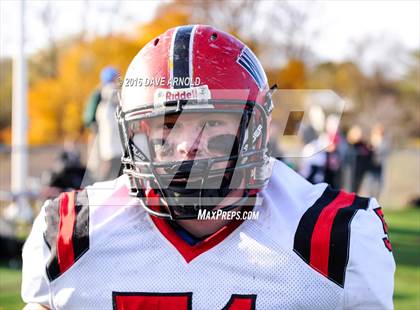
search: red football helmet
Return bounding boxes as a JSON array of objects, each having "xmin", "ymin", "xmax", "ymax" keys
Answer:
[{"xmin": 118, "ymin": 25, "xmax": 273, "ymax": 219}]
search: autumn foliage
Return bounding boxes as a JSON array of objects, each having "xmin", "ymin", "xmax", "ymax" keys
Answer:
[
  {"xmin": 26, "ymin": 6, "xmax": 189, "ymax": 145},
  {"xmin": 27, "ymin": 36, "xmax": 136, "ymax": 144}
]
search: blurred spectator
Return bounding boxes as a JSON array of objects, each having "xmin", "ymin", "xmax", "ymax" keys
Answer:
[
  {"xmin": 366, "ymin": 123, "xmax": 390, "ymax": 199},
  {"xmin": 84, "ymin": 66, "xmax": 123, "ymax": 181},
  {"xmin": 83, "ymin": 66, "xmax": 120, "ymax": 131},
  {"xmin": 324, "ymin": 115, "xmax": 344, "ymax": 188},
  {"xmin": 302, "ymin": 105, "xmax": 325, "ymax": 144},
  {"xmin": 299, "ymin": 133, "xmax": 341, "ymax": 188},
  {"xmin": 41, "ymin": 144, "xmax": 90, "ymax": 199},
  {"xmin": 300, "ymin": 135, "xmax": 328, "ymax": 184},
  {"xmin": 0, "ymin": 233, "xmax": 24, "ymax": 268},
  {"xmin": 299, "ymin": 115, "xmax": 344, "ymax": 189},
  {"xmin": 345, "ymin": 125, "xmax": 373, "ymax": 193}
]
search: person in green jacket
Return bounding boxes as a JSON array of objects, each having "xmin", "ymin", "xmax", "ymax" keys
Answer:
[{"xmin": 83, "ymin": 66, "xmax": 120, "ymax": 132}]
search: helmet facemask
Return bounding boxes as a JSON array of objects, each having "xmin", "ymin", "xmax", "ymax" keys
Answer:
[
  {"xmin": 118, "ymin": 97, "xmax": 270, "ymax": 220},
  {"xmin": 117, "ymin": 25, "xmax": 274, "ymax": 219}
]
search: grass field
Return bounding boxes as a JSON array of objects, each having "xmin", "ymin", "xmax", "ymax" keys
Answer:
[
  {"xmin": 387, "ymin": 208, "xmax": 420, "ymax": 310},
  {"xmin": 0, "ymin": 208, "xmax": 419, "ymax": 310}
]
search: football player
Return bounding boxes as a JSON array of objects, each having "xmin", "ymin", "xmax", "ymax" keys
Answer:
[{"xmin": 22, "ymin": 25, "xmax": 395, "ymax": 310}]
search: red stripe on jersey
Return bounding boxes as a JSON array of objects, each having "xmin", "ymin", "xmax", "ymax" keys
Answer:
[
  {"xmin": 57, "ymin": 192, "xmax": 76, "ymax": 274},
  {"xmin": 309, "ymin": 191, "xmax": 355, "ymax": 277}
]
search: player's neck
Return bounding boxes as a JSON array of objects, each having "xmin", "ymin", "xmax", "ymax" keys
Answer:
[
  {"xmin": 175, "ymin": 187, "xmax": 250, "ymax": 238},
  {"xmin": 175, "ymin": 211, "xmax": 239, "ymax": 238}
]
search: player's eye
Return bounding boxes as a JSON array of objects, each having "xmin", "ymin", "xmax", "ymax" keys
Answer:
[
  {"xmin": 161, "ymin": 114, "xmax": 180, "ymax": 131},
  {"xmin": 163, "ymin": 122, "xmax": 181, "ymax": 130},
  {"xmin": 204, "ymin": 120, "xmax": 222, "ymax": 128},
  {"xmin": 163, "ymin": 123, "xmax": 174, "ymax": 130}
]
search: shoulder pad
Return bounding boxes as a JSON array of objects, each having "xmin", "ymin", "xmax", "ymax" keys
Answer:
[
  {"xmin": 44, "ymin": 189, "xmax": 89, "ymax": 282},
  {"xmin": 293, "ymin": 186, "xmax": 369, "ymax": 287}
]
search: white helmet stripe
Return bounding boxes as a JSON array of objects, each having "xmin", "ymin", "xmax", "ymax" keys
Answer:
[
  {"xmin": 169, "ymin": 26, "xmax": 179, "ymax": 89},
  {"xmin": 189, "ymin": 25, "xmax": 198, "ymax": 83}
]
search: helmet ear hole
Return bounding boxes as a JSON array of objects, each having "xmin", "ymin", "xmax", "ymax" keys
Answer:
[
  {"xmin": 153, "ymin": 38, "xmax": 160, "ymax": 46},
  {"xmin": 210, "ymin": 33, "xmax": 218, "ymax": 41}
]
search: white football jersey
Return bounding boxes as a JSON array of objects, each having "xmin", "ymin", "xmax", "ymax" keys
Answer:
[{"xmin": 22, "ymin": 160, "xmax": 395, "ymax": 309}]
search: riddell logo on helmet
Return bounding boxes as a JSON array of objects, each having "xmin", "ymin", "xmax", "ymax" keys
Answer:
[
  {"xmin": 154, "ymin": 85, "xmax": 211, "ymax": 108},
  {"xmin": 166, "ymin": 89, "xmax": 195, "ymax": 101}
]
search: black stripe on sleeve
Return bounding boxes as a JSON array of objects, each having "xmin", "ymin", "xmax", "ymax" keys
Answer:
[
  {"xmin": 44, "ymin": 190, "xmax": 90, "ymax": 282},
  {"xmin": 293, "ymin": 186, "xmax": 339, "ymax": 264},
  {"xmin": 72, "ymin": 189, "xmax": 90, "ymax": 261},
  {"xmin": 46, "ymin": 255, "xmax": 60, "ymax": 282},
  {"xmin": 44, "ymin": 196, "xmax": 61, "ymax": 281},
  {"xmin": 173, "ymin": 25, "xmax": 194, "ymax": 89},
  {"xmin": 327, "ymin": 196, "xmax": 369, "ymax": 287}
]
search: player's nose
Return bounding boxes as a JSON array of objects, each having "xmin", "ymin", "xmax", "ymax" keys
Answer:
[{"xmin": 175, "ymin": 127, "xmax": 205, "ymax": 160}]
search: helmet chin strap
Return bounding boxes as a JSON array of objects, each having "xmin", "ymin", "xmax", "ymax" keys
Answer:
[{"xmin": 142, "ymin": 169, "xmax": 250, "ymax": 220}]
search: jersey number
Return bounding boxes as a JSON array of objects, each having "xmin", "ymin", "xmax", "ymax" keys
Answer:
[
  {"xmin": 373, "ymin": 207, "xmax": 392, "ymax": 251},
  {"xmin": 113, "ymin": 292, "xmax": 256, "ymax": 310}
]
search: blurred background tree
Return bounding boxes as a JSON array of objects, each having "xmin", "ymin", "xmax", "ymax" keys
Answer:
[
  {"xmin": 0, "ymin": 58, "xmax": 12, "ymax": 135},
  {"xmin": 0, "ymin": 0, "xmax": 418, "ymax": 146}
]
